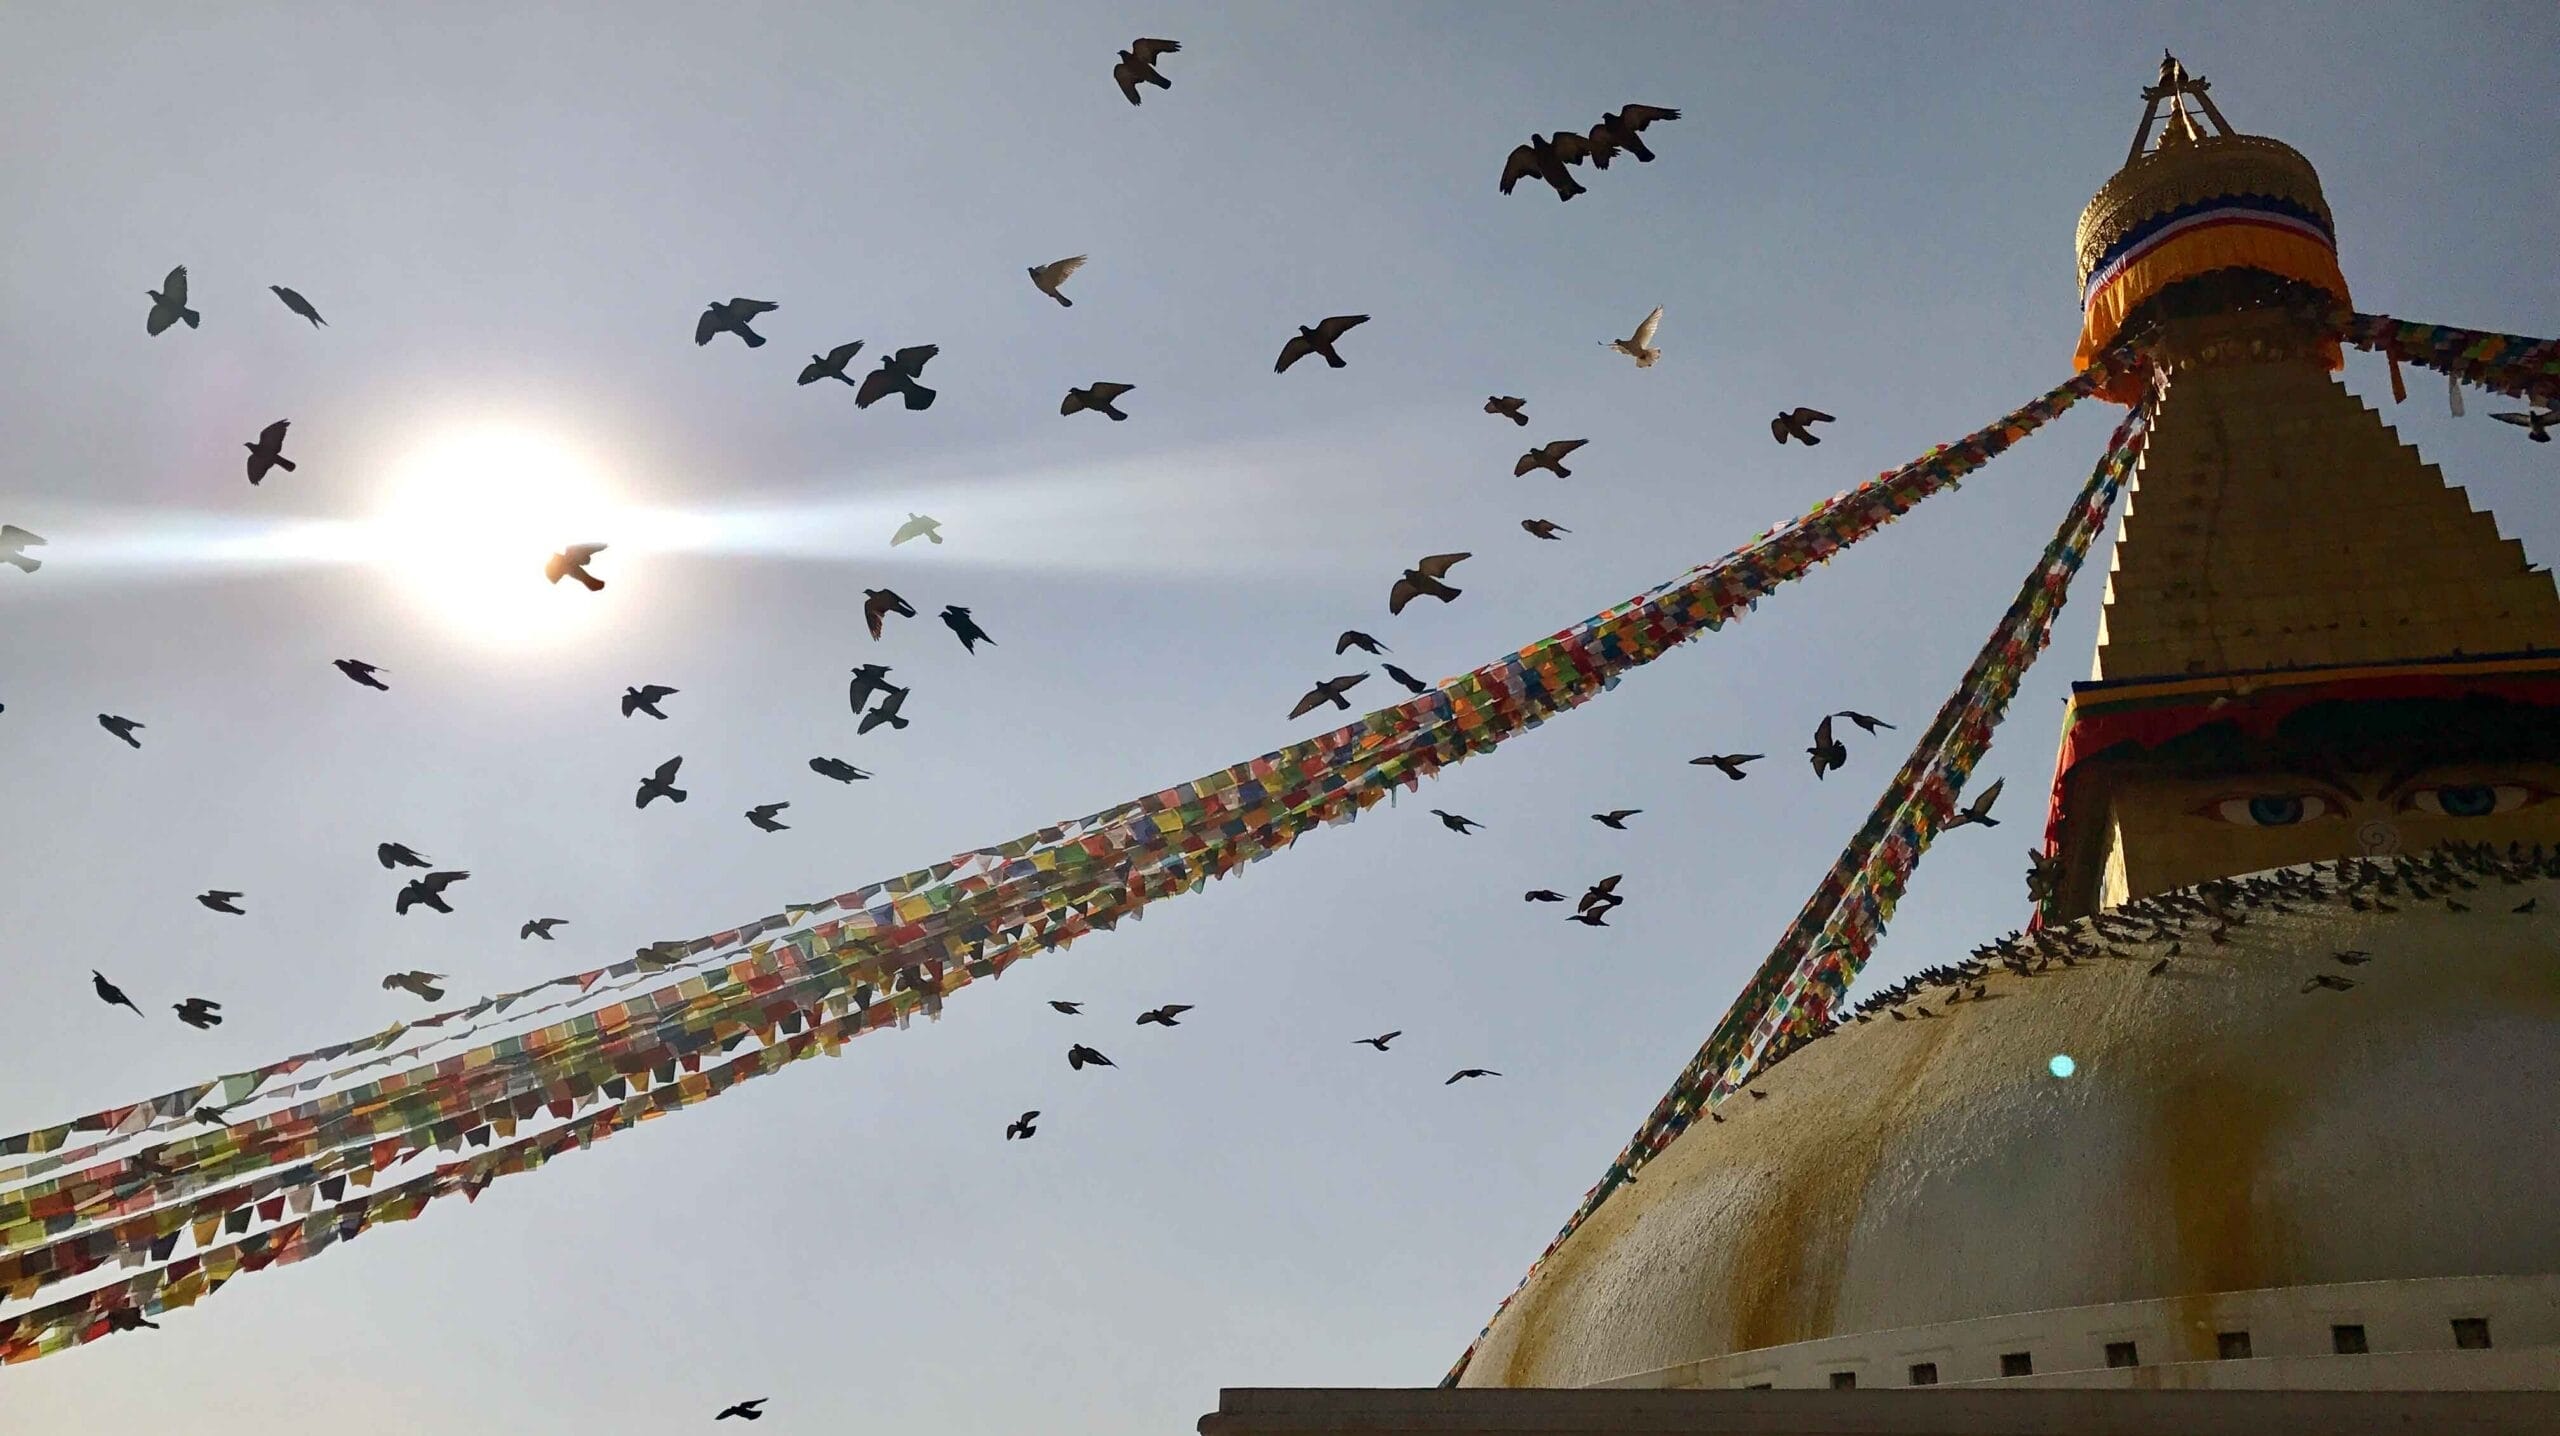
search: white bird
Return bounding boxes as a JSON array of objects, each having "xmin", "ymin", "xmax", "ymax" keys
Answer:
[
  {"xmin": 1028, "ymin": 255, "xmax": 1088, "ymax": 307},
  {"xmin": 1603, "ymin": 306, "xmax": 1663, "ymax": 368},
  {"xmin": 890, "ymin": 513, "xmax": 943, "ymax": 547}
]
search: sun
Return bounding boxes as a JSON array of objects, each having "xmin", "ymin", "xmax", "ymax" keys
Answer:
[{"xmin": 373, "ymin": 425, "xmax": 621, "ymax": 646}]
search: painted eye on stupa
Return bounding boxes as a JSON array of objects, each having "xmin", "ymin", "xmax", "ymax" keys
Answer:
[
  {"xmin": 2197, "ymin": 793, "xmax": 2334, "ymax": 827},
  {"xmin": 2400, "ymin": 783, "xmax": 2546, "ymax": 819}
]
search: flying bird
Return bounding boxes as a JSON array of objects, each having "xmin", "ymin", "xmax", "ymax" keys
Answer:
[
  {"xmin": 1388, "ymin": 553, "xmax": 1470, "ymax": 614},
  {"xmin": 1028, "ymin": 254, "xmax": 1087, "ymax": 306},
  {"xmin": 1771, "ymin": 407, "xmax": 1836, "ymax": 446},
  {"xmin": 1061, "ymin": 382, "xmax": 1135, "ymax": 421},
  {"xmin": 2491, "ymin": 408, "xmax": 2554, "ymax": 442},
  {"xmin": 1834, "ymin": 710, "xmax": 1896, "ymax": 734},
  {"xmin": 2302, "ymin": 973, "xmax": 2357, "ymax": 993},
  {"xmin": 195, "ymin": 890, "xmax": 246, "ymax": 915},
  {"xmin": 746, "ymin": 802, "xmax": 791, "ymax": 833},
  {"xmin": 91, "ymin": 971, "xmax": 143, "ymax": 1015},
  {"xmin": 395, "ymin": 870, "xmax": 470, "ymax": 915},
  {"xmin": 1484, "ymin": 395, "xmax": 1529, "ymax": 426},
  {"xmin": 809, "ymin": 756, "xmax": 871, "ymax": 783},
  {"xmin": 1591, "ymin": 809, "xmax": 1642, "ymax": 830},
  {"xmin": 1137, "ymin": 1004, "xmax": 1193, "ymax": 1027},
  {"xmin": 1381, "ymin": 663, "xmax": 1431, "ymax": 695},
  {"xmin": 862, "ymin": 587, "xmax": 916, "ymax": 639},
  {"xmin": 857, "ymin": 686, "xmax": 911, "ymax": 734},
  {"xmin": 146, "ymin": 265, "xmax": 200, "ymax": 335},
  {"xmin": 1067, "ymin": 1043, "xmax": 1115, "ymax": 1070},
  {"xmin": 244, "ymin": 420, "xmax": 295, "ymax": 485},
  {"xmin": 334, "ymin": 658, "xmax": 388, "ymax": 690},
  {"xmin": 545, "ymin": 544, "xmax": 607, "ymax": 591},
  {"xmin": 269, "ymin": 285, "xmax": 326, "ymax": 327},
  {"xmin": 1579, "ymin": 875, "xmax": 1624, "ymax": 912},
  {"xmin": 636, "ymin": 757, "xmax": 687, "ymax": 808},
  {"xmin": 173, "ymin": 997, "xmax": 223, "ymax": 1029},
  {"xmin": 797, "ymin": 340, "xmax": 864, "ymax": 386},
  {"xmin": 1275, "ymin": 315, "xmax": 1370, "ymax": 373},
  {"xmin": 520, "ymin": 918, "xmax": 568, "ymax": 940},
  {"xmin": 1445, "ymin": 1068, "xmax": 1501, "ymax": 1084},
  {"xmin": 1523, "ymin": 890, "xmax": 1566, "ymax": 903},
  {"xmin": 1048, "ymin": 1000, "xmax": 1083, "ymax": 1015},
  {"xmin": 1429, "ymin": 809, "xmax": 1482, "ymax": 834},
  {"xmin": 98, "ymin": 714, "xmax": 145, "ymax": 748},
  {"xmin": 1587, "ymin": 104, "xmax": 1682, "ymax": 166},
  {"xmin": 1603, "ymin": 307, "xmax": 1663, "ymax": 367},
  {"xmin": 1499, "ymin": 131, "xmax": 1591, "ymax": 201},
  {"xmin": 890, "ymin": 513, "xmax": 943, "ymax": 546},
  {"xmin": 1356, "ymin": 1031, "xmax": 1402, "ymax": 1051},
  {"xmin": 382, "ymin": 971, "xmax": 447, "ymax": 1002},
  {"xmin": 1689, "ymin": 753, "xmax": 1761, "ymax": 780},
  {"xmin": 0, "ymin": 524, "xmax": 43, "ymax": 574},
  {"xmin": 1521, "ymin": 519, "xmax": 1570, "ymax": 540},
  {"xmin": 1807, "ymin": 715, "xmax": 1848, "ymax": 779},
  {"xmin": 1112, "ymin": 38, "xmax": 1180, "ymax": 104},
  {"xmin": 940, "ymin": 605, "xmax": 994, "ymax": 653},
  {"xmin": 1514, "ymin": 439, "xmax": 1588, "ymax": 478},
  {"xmin": 377, "ymin": 842, "xmax": 430, "ymax": 869},
  {"xmin": 1336, "ymin": 630, "xmax": 1388, "ymax": 656},
  {"xmin": 622, "ymin": 684, "xmax": 677, "ymax": 719},
  {"xmin": 1944, "ymin": 778, "xmax": 2006, "ymax": 830},
  {"xmin": 190, "ymin": 1103, "xmax": 236, "ymax": 1128},
  {"xmin": 1567, "ymin": 909, "xmax": 1611, "ymax": 926},
  {"xmin": 846, "ymin": 664, "xmax": 897, "ymax": 714},
  {"xmin": 696, "ymin": 298, "xmax": 777, "ymax": 348},
  {"xmin": 856, "ymin": 344, "xmax": 939, "ymax": 410},
  {"xmin": 713, "ymin": 1399, "xmax": 768, "ymax": 1423},
  {"xmin": 1005, "ymin": 1111, "xmax": 1040, "ymax": 1141},
  {"xmin": 1289, "ymin": 672, "xmax": 1369, "ymax": 718}
]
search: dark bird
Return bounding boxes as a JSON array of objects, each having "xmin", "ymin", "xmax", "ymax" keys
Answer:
[
  {"xmin": 1834, "ymin": 710, "xmax": 1896, "ymax": 734},
  {"xmin": 856, "ymin": 345, "xmax": 939, "ymax": 411},
  {"xmin": 1048, "ymin": 1000, "xmax": 1083, "ymax": 1015},
  {"xmin": 1603, "ymin": 307, "xmax": 1664, "ymax": 367},
  {"xmin": 1944, "ymin": 778, "xmax": 2006, "ymax": 831},
  {"xmin": 105, "ymin": 1308, "xmax": 161, "ymax": 1333},
  {"xmin": 1485, "ymin": 395, "xmax": 1529, "ymax": 426},
  {"xmin": 1275, "ymin": 315, "xmax": 1370, "ymax": 373},
  {"xmin": 1029, "ymin": 255, "xmax": 1087, "ymax": 306},
  {"xmin": 1445, "ymin": 1068, "xmax": 1501, "ymax": 1084},
  {"xmin": 190, "ymin": 1103, "xmax": 235, "ymax": 1128},
  {"xmin": 99, "ymin": 714, "xmax": 145, "ymax": 749},
  {"xmin": 636, "ymin": 757, "xmax": 687, "ymax": 808},
  {"xmin": 377, "ymin": 842, "xmax": 431, "ymax": 869},
  {"xmin": 1499, "ymin": 131, "xmax": 1591, "ymax": 200},
  {"xmin": 1689, "ymin": 753, "xmax": 1761, "ymax": 781},
  {"xmin": 857, "ymin": 685, "xmax": 911, "ymax": 734},
  {"xmin": 695, "ymin": 298, "xmax": 777, "ymax": 348},
  {"xmin": 1336, "ymin": 630, "xmax": 1388, "ymax": 656},
  {"xmin": 622, "ymin": 684, "xmax": 677, "ymax": 719},
  {"xmin": 2332, "ymin": 948, "xmax": 2373, "ymax": 966},
  {"xmin": 382, "ymin": 971, "xmax": 447, "ymax": 1002},
  {"xmin": 798, "ymin": 340, "xmax": 864, "ymax": 386},
  {"xmin": 809, "ymin": 756, "xmax": 871, "ymax": 783},
  {"xmin": 1289, "ymin": 672, "xmax": 1369, "ymax": 719},
  {"xmin": 747, "ymin": 802, "xmax": 791, "ymax": 833},
  {"xmin": 1381, "ymin": 663, "xmax": 1431, "ymax": 695},
  {"xmin": 1770, "ymin": 407, "xmax": 1836, "ymax": 446},
  {"xmin": 890, "ymin": 512, "xmax": 943, "ymax": 546},
  {"xmin": 173, "ymin": 997, "xmax": 223, "ymax": 1029},
  {"xmin": 1136, "ymin": 1004, "xmax": 1193, "ymax": 1027},
  {"xmin": 1514, "ymin": 439, "xmax": 1588, "ymax": 478},
  {"xmin": 269, "ymin": 285, "xmax": 325, "ymax": 327},
  {"xmin": 1006, "ymin": 1111, "xmax": 1039, "ymax": 1141},
  {"xmin": 1808, "ymin": 715, "xmax": 1847, "ymax": 779},
  {"xmin": 545, "ymin": 543, "xmax": 607, "ymax": 591},
  {"xmin": 395, "ymin": 870, "xmax": 470, "ymax": 915},
  {"xmin": 1521, "ymin": 519, "xmax": 1570, "ymax": 540},
  {"xmin": 1388, "ymin": 553, "xmax": 1470, "ymax": 614},
  {"xmin": 1430, "ymin": 809, "xmax": 1482, "ymax": 834},
  {"xmin": 334, "ymin": 658, "xmax": 387, "ymax": 690},
  {"xmin": 1579, "ymin": 875, "xmax": 1624, "ymax": 912},
  {"xmin": 2491, "ymin": 408, "xmax": 2554, "ymax": 442},
  {"xmin": 0, "ymin": 524, "xmax": 43, "ymax": 574},
  {"xmin": 716, "ymin": 1399, "xmax": 768, "ymax": 1422},
  {"xmin": 1112, "ymin": 37, "xmax": 1180, "ymax": 104},
  {"xmin": 2516, "ymin": 898, "xmax": 2541, "ymax": 915},
  {"xmin": 1588, "ymin": 104, "xmax": 1682, "ymax": 165},
  {"xmin": 2302, "ymin": 973, "xmax": 2357, "ymax": 993},
  {"xmin": 1592, "ymin": 809, "xmax": 1642, "ymax": 829},
  {"xmin": 93, "ymin": 971, "xmax": 143, "ymax": 1015},
  {"xmin": 1523, "ymin": 890, "xmax": 1566, "ymax": 903},
  {"xmin": 863, "ymin": 588, "xmax": 916, "ymax": 639},
  {"xmin": 196, "ymin": 890, "xmax": 245, "ymax": 915},
  {"xmin": 846, "ymin": 663, "xmax": 897, "ymax": 714},
  {"xmin": 1356, "ymin": 1031, "xmax": 1402, "ymax": 1051},
  {"xmin": 1061, "ymin": 382, "xmax": 1136, "ymax": 421},
  {"xmin": 1567, "ymin": 909, "xmax": 1611, "ymax": 926},
  {"xmin": 1067, "ymin": 1043, "xmax": 1114, "ymax": 1071},
  {"xmin": 520, "ymin": 918, "xmax": 567, "ymax": 940},
  {"xmin": 146, "ymin": 265, "xmax": 200, "ymax": 334},
  {"xmin": 244, "ymin": 420, "xmax": 295, "ymax": 485},
  {"xmin": 940, "ymin": 605, "xmax": 995, "ymax": 653}
]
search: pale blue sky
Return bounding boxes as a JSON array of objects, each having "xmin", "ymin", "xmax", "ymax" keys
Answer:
[{"xmin": 2, "ymin": 4, "xmax": 2554, "ymax": 1432}]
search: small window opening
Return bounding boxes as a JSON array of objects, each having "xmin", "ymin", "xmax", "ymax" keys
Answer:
[
  {"xmin": 1743, "ymin": 1382, "xmax": 1773, "ymax": 1390},
  {"xmin": 2217, "ymin": 1330, "xmax": 2252, "ymax": 1360},
  {"xmin": 1828, "ymin": 1371, "xmax": 1856, "ymax": 1389},
  {"xmin": 1906, "ymin": 1362, "xmax": 1938, "ymax": 1386},
  {"xmin": 2332, "ymin": 1324, "xmax": 2368, "ymax": 1355},
  {"xmin": 2104, "ymin": 1340, "xmax": 2140, "ymax": 1368},
  {"xmin": 2452, "ymin": 1318, "xmax": 2492, "ymax": 1350},
  {"xmin": 1999, "ymin": 1351, "xmax": 2033, "ymax": 1378}
]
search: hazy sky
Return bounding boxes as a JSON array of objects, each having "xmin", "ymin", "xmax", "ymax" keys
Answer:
[{"xmin": 3, "ymin": 4, "xmax": 2555, "ymax": 1432}]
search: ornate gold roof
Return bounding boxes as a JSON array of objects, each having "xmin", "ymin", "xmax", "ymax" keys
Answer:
[{"xmin": 2076, "ymin": 133, "xmax": 2332, "ymax": 288}]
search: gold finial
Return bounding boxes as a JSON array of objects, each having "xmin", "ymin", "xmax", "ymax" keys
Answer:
[{"xmin": 2125, "ymin": 51, "xmax": 2234, "ymax": 164}]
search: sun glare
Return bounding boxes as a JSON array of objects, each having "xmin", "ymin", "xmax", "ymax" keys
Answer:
[{"xmin": 374, "ymin": 426, "xmax": 620, "ymax": 646}]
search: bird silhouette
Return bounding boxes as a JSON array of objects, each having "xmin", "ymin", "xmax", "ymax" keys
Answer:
[
  {"xmin": 1445, "ymin": 1068, "xmax": 1501, "ymax": 1084},
  {"xmin": 862, "ymin": 587, "xmax": 916, "ymax": 639},
  {"xmin": 1289, "ymin": 672, "xmax": 1369, "ymax": 718},
  {"xmin": 696, "ymin": 298, "xmax": 777, "ymax": 348},
  {"xmin": 0, "ymin": 525, "xmax": 43, "ymax": 574},
  {"xmin": 1834, "ymin": 710, "xmax": 1896, "ymax": 734},
  {"xmin": 1689, "ymin": 753, "xmax": 1761, "ymax": 780},
  {"xmin": 383, "ymin": 971, "xmax": 447, "ymax": 1002},
  {"xmin": 846, "ymin": 664, "xmax": 897, "ymax": 715},
  {"xmin": 334, "ymin": 658, "xmax": 387, "ymax": 690},
  {"xmin": 2332, "ymin": 949, "xmax": 2373, "ymax": 966},
  {"xmin": 1067, "ymin": 1043, "xmax": 1114, "ymax": 1070},
  {"xmin": 1006, "ymin": 1111, "xmax": 1040, "ymax": 1141},
  {"xmin": 1579, "ymin": 875, "xmax": 1624, "ymax": 912},
  {"xmin": 1604, "ymin": 307, "xmax": 1663, "ymax": 367},
  {"xmin": 520, "ymin": 918, "xmax": 568, "ymax": 940},
  {"xmin": 1061, "ymin": 382, "xmax": 1136, "ymax": 421},
  {"xmin": 377, "ymin": 842, "xmax": 431, "ymax": 869},
  {"xmin": 1568, "ymin": 909, "xmax": 1611, "ymax": 926},
  {"xmin": 1429, "ymin": 809, "xmax": 1482, "ymax": 834},
  {"xmin": 395, "ymin": 870, "xmax": 470, "ymax": 915},
  {"xmin": 244, "ymin": 420, "xmax": 295, "ymax": 485},
  {"xmin": 809, "ymin": 756, "xmax": 871, "ymax": 783},
  {"xmin": 1499, "ymin": 132, "xmax": 1590, "ymax": 200},
  {"xmin": 1137, "ymin": 1004, "xmax": 1193, "ymax": 1027},
  {"xmin": 857, "ymin": 686, "xmax": 911, "ymax": 734},
  {"xmin": 104, "ymin": 1308, "xmax": 161, "ymax": 1332},
  {"xmin": 1944, "ymin": 778, "xmax": 2005, "ymax": 830},
  {"xmin": 1771, "ymin": 407, "xmax": 1836, "ymax": 445},
  {"xmin": 636, "ymin": 757, "xmax": 687, "ymax": 808},
  {"xmin": 1521, "ymin": 519, "xmax": 1570, "ymax": 540},
  {"xmin": 940, "ymin": 605, "xmax": 995, "ymax": 653},
  {"xmin": 890, "ymin": 513, "xmax": 943, "ymax": 546},
  {"xmin": 1514, "ymin": 440, "xmax": 1588, "ymax": 478},
  {"xmin": 146, "ymin": 265, "xmax": 200, "ymax": 335},
  {"xmin": 856, "ymin": 345, "xmax": 939, "ymax": 410},
  {"xmin": 1356, "ymin": 1031, "xmax": 1402, "ymax": 1051},
  {"xmin": 1275, "ymin": 315, "xmax": 1370, "ymax": 372},
  {"xmin": 1485, "ymin": 396, "xmax": 1530, "ymax": 426},
  {"xmin": 716, "ymin": 1398, "xmax": 768, "ymax": 1422},
  {"xmin": 746, "ymin": 802, "xmax": 791, "ymax": 832},
  {"xmin": 1336, "ymin": 630, "xmax": 1388, "ymax": 656},
  {"xmin": 2302, "ymin": 973, "xmax": 2357, "ymax": 993},
  {"xmin": 1523, "ymin": 890, "xmax": 1566, "ymax": 903},
  {"xmin": 269, "ymin": 285, "xmax": 326, "ymax": 327},
  {"xmin": 1381, "ymin": 664, "xmax": 1431, "ymax": 695},
  {"xmin": 1112, "ymin": 38, "xmax": 1180, "ymax": 104},
  {"xmin": 1591, "ymin": 809, "xmax": 1642, "ymax": 830},
  {"xmin": 1587, "ymin": 104, "xmax": 1682, "ymax": 166},
  {"xmin": 2516, "ymin": 898, "xmax": 2540, "ymax": 915},
  {"xmin": 91, "ymin": 970, "xmax": 143, "ymax": 1015},
  {"xmin": 1388, "ymin": 553, "xmax": 1470, "ymax": 614},
  {"xmin": 1048, "ymin": 1000, "xmax": 1083, "ymax": 1015},
  {"xmin": 621, "ymin": 684, "xmax": 677, "ymax": 719},
  {"xmin": 797, "ymin": 340, "xmax": 864, "ymax": 386},
  {"xmin": 2491, "ymin": 408, "xmax": 2554, "ymax": 442},
  {"xmin": 191, "ymin": 1103, "xmax": 236, "ymax": 1128},
  {"xmin": 173, "ymin": 997, "xmax": 223, "ymax": 1029},
  {"xmin": 196, "ymin": 890, "xmax": 246, "ymax": 915},
  {"xmin": 99, "ymin": 714, "xmax": 144, "ymax": 749},
  {"xmin": 545, "ymin": 544, "xmax": 607, "ymax": 591},
  {"xmin": 1808, "ymin": 715, "xmax": 1847, "ymax": 779},
  {"xmin": 1029, "ymin": 255, "xmax": 1087, "ymax": 306}
]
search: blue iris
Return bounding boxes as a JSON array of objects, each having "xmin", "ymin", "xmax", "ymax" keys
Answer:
[
  {"xmin": 2246, "ymin": 795, "xmax": 2306, "ymax": 826},
  {"xmin": 2436, "ymin": 785, "xmax": 2497, "ymax": 818}
]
